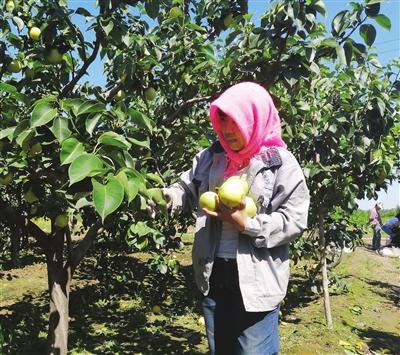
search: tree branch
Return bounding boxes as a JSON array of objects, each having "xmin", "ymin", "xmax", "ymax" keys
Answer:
[
  {"xmin": 339, "ymin": 16, "xmax": 367, "ymax": 45},
  {"xmin": 67, "ymin": 221, "xmax": 104, "ymax": 275},
  {"xmin": 59, "ymin": 32, "xmax": 102, "ymax": 99},
  {"xmin": 26, "ymin": 220, "xmax": 50, "ymax": 247},
  {"xmin": 164, "ymin": 95, "xmax": 214, "ymax": 125},
  {"xmin": 104, "ymin": 83, "xmax": 122, "ymax": 102},
  {"xmin": 64, "ymin": 16, "xmax": 87, "ymax": 62},
  {"xmin": 65, "ymin": 227, "xmax": 72, "ymax": 262}
]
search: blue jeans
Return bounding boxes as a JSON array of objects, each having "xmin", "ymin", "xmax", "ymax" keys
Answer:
[
  {"xmin": 372, "ymin": 227, "xmax": 381, "ymax": 250},
  {"xmin": 201, "ymin": 258, "xmax": 280, "ymax": 355}
]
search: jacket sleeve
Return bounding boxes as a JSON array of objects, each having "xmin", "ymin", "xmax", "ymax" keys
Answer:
[
  {"xmin": 163, "ymin": 148, "xmax": 211, "ymax": 214},
  {"xmin": 242, "ymin": 153, "xmax": 310, "ymax": 248}
]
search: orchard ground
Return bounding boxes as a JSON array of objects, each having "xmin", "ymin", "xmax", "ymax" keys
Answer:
[{"xmin": 1, "ymin": 227, "xmax": 399, "ymax": 354}]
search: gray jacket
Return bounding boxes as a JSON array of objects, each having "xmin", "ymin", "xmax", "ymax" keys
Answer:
[{"xmin": 165, "ymin": 142, "xmax": 310, "ymax": 311}]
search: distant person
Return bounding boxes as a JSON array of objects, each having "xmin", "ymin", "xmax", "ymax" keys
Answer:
[
  {"xmin": 369, "ymin": 201, "xmax": 383, "ymax": 251},
  {"xmin": 382, "ymin": 210, "xmax": 400, "ymax": 248}
]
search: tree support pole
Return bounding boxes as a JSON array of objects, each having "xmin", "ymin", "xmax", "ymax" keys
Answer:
[{"xmin": 318, "ymin": 210, "xmax": 333, "ymax": 329}]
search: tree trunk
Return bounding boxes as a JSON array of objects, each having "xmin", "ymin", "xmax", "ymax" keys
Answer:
[
  {"xmin": 318, "ymin": 210, "xmax": 333, "ymax": 329},
  {"xmin": 46, "ymin": 231, "xmax": 71, "ymax": 355},
  {"xmin": 44, "ymin": 222, "xmax": 103, "ymax": 354},
  {"xmin": 10, "ymin": 228, "xmax": 21, "ymax": 267}
]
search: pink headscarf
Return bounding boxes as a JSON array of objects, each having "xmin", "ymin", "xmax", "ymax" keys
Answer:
[{"xmin": 209, "ymin": 82, "xmax": 287, "ymax": 177}]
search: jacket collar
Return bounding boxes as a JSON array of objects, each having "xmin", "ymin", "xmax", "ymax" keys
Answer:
[{"xmin": 211, "ymin": 141, "xmax": 282, "ymax": 172}]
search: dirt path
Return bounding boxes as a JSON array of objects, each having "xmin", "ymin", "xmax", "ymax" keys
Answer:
[{"xmin": 281, "ymin": 246, "xmax": 400, "ymax": 355}]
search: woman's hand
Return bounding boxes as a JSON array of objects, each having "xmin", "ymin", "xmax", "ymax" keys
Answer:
[{"xmin": 202, "ymin": 200, "xmax": 248, "ymax": 232}]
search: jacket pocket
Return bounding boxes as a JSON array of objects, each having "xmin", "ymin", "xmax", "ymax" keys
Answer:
[{"xmin": 252, "ymin": 245, "xmax": 289, "ymax": 297}]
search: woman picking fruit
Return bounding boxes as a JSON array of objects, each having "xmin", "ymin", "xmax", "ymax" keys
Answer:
[{"xmin": 162, "ymin": 82, "xmax": 310, "ymax": 354}]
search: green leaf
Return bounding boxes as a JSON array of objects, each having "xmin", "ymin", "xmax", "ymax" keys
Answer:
[
  {"xmin": 352, "ymin": 42, "xmax": 367, "ymax": 55},
  {"xmin": 0, "ymin": 82, "xmax": 28, "ymax": 103},
  {"xmin": 343, "ymin": 41, "xmax": 353, "ymax": 66},
  {"xmin": 147, "ymin": 187, "xmax": 168, "ymax": 214},
  {"xmin": 336, "ymin": 44, "xmax": 346, "ymax": 65},
  {"xmin": 115, "ymin": 170, "xmax": 129, "ymax": 196},
  {"xmin": 123, "ymin": 151, "xmax": 135, "ymax": 169},
  {"xmin": 31, "ymin": 101, "xmax": 58, "ymax": 128},
  {"xmin": 60, "ymin": 138, "xmax": 85, "ymax": 165},
  {"xmin": 100, "ymin": 19, "xmax": 114, "ymax": 36},
  {"xmin": 350, "ymin": 305, "xmax": 362, "ymax": 315},
  {"xmin": 369, "ymin": 57, "xmax": 382, "ymax": 68},
  {"xmin": 75, "ymin": 197, "xmax": 93, "ymax": 209},
  {"xmin": 85, "ymin": 113, "xmax": 102, "ymax": 136},
  {"xmin": 98, "ymin": 132, "xmax": 132, "ymax": 149},
  {"xmin": 127, "ymin": 136, "xmax": 150, "ymax": 148},
  {"xmin": 75, "ymin": 7, "xmax": 92, "ymax": 18},
  {"xmin": 365, "ymin": 2, "xmax": 380, "ymax": 17},
  {"xmin": 61, "ymin": 98, "xmax": 83, "ymax": 113},
  {"xmin": 297, "ymin": 101, "xmax": 310, "ymax": 112},
  {"xmin": 146, "ymin": 172, "xmax": 164, "ymax": 186},
  {"xmin": 127, "ymin": 108, "xmax": 154, "ymax": 133},
  {"xmin": 305, "ymin": 47, "xmax": 316, "ymax": 62},
  {"xmin": 16, "ymin": 129, "xmax": 34, "ymax": 147},
  {"xmin": 321, "ymin": 38, "xmax": 337, "ymax": 48},
  {"xmin": 158, "ymin": 263, "xmax": 168, "ymax": 274},
  {"xmin": 0, "ymin": 82, "xmax": 16, "ymax": 93},
  {"xmin": 312, "ymin": 0, "xmax": 327, "ymax": 16},
  {"xmin": 76, "ymin": 101, "xmax": 105, "ymax": 116},
  {"xmin": 359, "ymin": 24, "xmax": 376, "ymax": 46},
  {"xmin": 0, "ymin": 127, "xmax": 15, "ymax": 140},
  {"xmin": 145, "ymin": 0, "xmax": 159, "ymax": 19},
  {"xmin": 92, "ymin": 176, "xmax": 124, "ymax": 221},
  {"xmin": 69, "ymin": 154, "xmax": 104, "ymax": 185},
  {"xmin": 12, "ymin": 119, "xmax": 30, "ymax": 139},
  {"xmin": 126, "ymin": 234, "xmax": 149, "ymax": 250},
  {"xmin": 129, "ymin": 221, "xmax": 160, "ymax": 237},
  {"xmin": 12, "ymin": 16, "xmax": 24, "ymax": 31},
  {"xmin": 373, "ymin": 14, "xmax": 391, "ymax": 31},
  {"xmin": 50, "ymin": 117, "xmax": 71, "ymax": 143},
  {"xmin": 332, "ymin": 10, "xmax": 349, "ymax": 36},
  {"xmin": 187, "ymin": 23, "xmax": 207, "ymax": 32},
  {"xmin": 116, "ymin": 170, "xmax": 139, "ymax": 203},
  {"xmin": 310, "ymin": 62, "xmax": 320, "ymax": 75},
  {"xmin": 374, "ymin": 98, "xmax": 385, "ymax": 116},
  {"xmin": 200, "ymin": 44, "xmax": 215, "ymax": 62}
]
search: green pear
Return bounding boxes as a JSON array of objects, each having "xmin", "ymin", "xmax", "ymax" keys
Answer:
[
  {"xmin": 29, "ymin": 27, "xmax": 41, "ymax": 41},
  {"xmin": 29, "ymin": 142, "xmax": 42, "ymax": 157},
  {"xmin": 223, "ymin": 13, "xmax": 234, "ymax": 27},
  {"xmin": 25, "ymin": 189, "xmax": 39, "ymax": 204},
  {"xmin": 218, "ymin": 178, "xmax": 246, "ymax": 208},
  {"xmin": 244, "ymin": 196, "xmax": 257, "ymax": 217},
  {"xmin": 225, "ymin": 175, "xmax": 249, "ymax": 194},
  {"xmin": 115, "ymin": 89, "xmax": 125, "ymax": 100},
  {"xmin": 55, "ymin": 214, "xmax": 69, "ymax": 228},
  {"xmin": 7, "ymin": 60, "xmax": 22, "ymax": 73},
  {"xmin": 169, "ymin": 7, "xmax": 183, "ymax": 18},
  {"xmin": 152, "ymin": 305, "xmax": 161, "ymax": 314},
  {"xmin": 0, "ymin": 172, "xmax": 13, "ymax": 186},
  {"xmin": 25, "ymin": 68, "xmax": 35, "ymax": 79},
  {"xmin": 199, "ymin": 191, "xmax": 218, "ymax": 211},
  {"xmin": 145, "ymin": 87, "xmax": 157, "ymax": 101},
  {"xmin": 48, "ymin": 48, "xmax": 63, "ymax": 64}
]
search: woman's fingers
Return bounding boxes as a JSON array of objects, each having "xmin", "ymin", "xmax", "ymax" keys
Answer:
[
  {"xmin": 238, "ymin": 199, "xmax": 246, "ymax": 210},
  {"xmin": 202, "ymin": 208, "xmax": 219, "ymax": 218}
]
